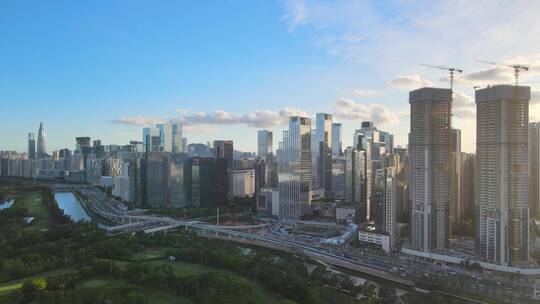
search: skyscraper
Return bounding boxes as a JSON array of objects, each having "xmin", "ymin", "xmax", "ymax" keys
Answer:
[
  {"xmin": 345, "ymin": 144, "xmax": 371, "ymax": 221},
  {"xmin": 143, "ymin": 127, "xmax": 161, "ymax": 153},
  {"xmin": 476, "ymin": 85, "xmax": 530, "ymax": 266},
  {"xmin": 315, "ymin": 113, "xmax": 333, "ymax": 197},
  {"xmin": 529, "ymin": 122, "xmax": 540, "ymax": 218},
  {"xmin": 214, "ymin": 140, "xmax": 234, "ymax": 169},
  {"xmin": 37, "ymin": 122, "xmax": 46, "ymax": 158},
  {"xmin": 409, "ymin": 87, "xmax": 452, "ymax": 253},
  {"xmin": 27, "ymin": 133, "xmax": 36, "ymax": 160},
  {"xmin": 75, "ymin": 137, "xmax": 91, "ymax": 151},
  {"xmin": 185, "ymin": 157, "xmax": 228, "ymax": 208},
  {"xmin": 257, "ymin": 130, "xmax": 273, "ymax": 161},
  {"xmin": 331, "ymin": 123, "xmax": 342, "ymax": 157},
  {"xmin": 449, "ymin": 128, "xmax": 461, "ymax": 235},
  {"xmin": 278, "ymin": 116, "xmax": 311, "ymax": 220}
]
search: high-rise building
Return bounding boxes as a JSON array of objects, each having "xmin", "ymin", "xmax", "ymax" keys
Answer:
[
  {"xmin": 228, "ymin": 169, "xmax": 256, "ymax": 198},
  {"xmin": 169, "ymin": 153, "xmax": 187, "ymax": 208},
  {"xmin": 37, "ymin": 122, "xmax": 47, "ymax": 158},
  {"xmin": 157, "ymin": 123, "xmax": 183, "ymax": 153},
  {"xmin": 75, "ymin": 137, "xmax": 91, "ymax": 151},
  {"xmin": 278, "ymin": 116, "xmax": 311, "ymax": 220},
  {"xmin": 476, "ymin": 85, "xmax": 530, "ymax": 266},
  {"xmin": 185, "ymin": 157, "xmax": 228, "ymax": 208},
  {"xmin": 383, "ymin": 154, "xmax": 400, "ymax": 251},
  {"xmin": 331, "ymin": 123, "xmax": 342, "ymax": 157},
  {"xmin": 449, "ymin": 128, "xmax": 461, "ymax": 235},
  {"xmin": 214, "ymin": 140, "xmax": 234, "ymax": 169},
  {"xmin": 27, "ymin": 133, "xmax": 36, "ymax": 160},
  {"xmin": 257, "ymin": 130, "xmax": 273, "ymax": 161},
  {"xmin": 394, "ymin": 147, "xmax": 409, "ymax": 222},
  {"xmin": 409, "ymin": 87, "xmax": 452, "ymax": 253},
  {"xmin": 331, "ymin": 156, "xmax": 346, "ymax": 201},
  {"xmin": 351, "ymin": 121, "xmax": 393, "ymax": 225},
  {"xmin": 345, "ymin": 143, "xmax": 371, "ymax": 222},
  {"xmin": 529, "ymin": 122, "xmax": 540, "ymax": 218},
  {"xmin": 143, "ymin": 127, "xmax": 161, "ymax": 153},
  {"xmin": 315, "ymin": 113, "xmax": 333, "ymax": 197},
  {"xmin": 459, "ymin": 152, "xmax": 475, "ymax": 226},
  {"xmin": 142, "ymin": 152, "xmax": 171, "ymax": 208}
]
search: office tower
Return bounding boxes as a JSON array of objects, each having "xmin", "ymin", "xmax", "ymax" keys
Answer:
[
  {"xmin": 157, "ymin": 123, "xmax": 183, "ymax": 153},
  {"xmin": 37, "ymin": 122, "xmax": 47, "ymax": 158},
  {"xmin": 86, "ymin": 159, "xmax": 102, "ymax": 184},
  {"xmin": 459, "ymin": 152, "xmax": 475, "ymax": 225},
  {"xmin": 27, "ymin": 133, "xmax": 36, "ymax": 160},
  {"xmin": 354, "ymin": 121, "xmax": 394, "ymax": 155},
  {"xmin": 315, "ymin": 113, "xmax": 333, "ymax": 197},
  {"xmin": 345, "ymin": 141, "xmax": 372, "ymax": 222},
  {"xmin": 383, "ymin": 155, "xmax": 400, "ymax": 251},
  {"xmin": 530, "ymin": 122, "xmax": 540, "ymax": 218},
  {"xmin": 278, "ymin": 116, "xmax": 312, "ymax": 220},
  {"xmin": 142, "ymin": 152, "xmax": 171, "ymax": 208},
  {"xmin": 394, "ymin": 147, "xmax": 410, "ymax": 222},
  {"xmin": 185, "ymin": 157, "xmax": 228, "ymax": 208},
  {"xmin": 75, "ymin": 137, "xmax": 91, "ymax": 151},
  {"xmin": 182, "ymin": 137, "xmax": 188, "ymax": 153},
  {"xmin": 170, "ymin": 153, "xmax": 187, "ymax": 208},
  {"xmin": 409, "ymin": 87, "xmax": 452, "ymax": 253},
  {"xmin": 143, "ymin": 127, "xmax": 161, "ymax": 153},
  {"xmin": 228, "ymin": 169, "xmax": 256, "ymax": 198},
  {"xmin": 449, "ymin": 128, "xmax": 461, "ymax": 235},
  {"xmin": 257, "ymin": 130, "xmax": 273, "ymax": 161},
  {"xmin": 254, "ymin": 159, "xmax": 266, "ymax": 206},
  {"xmin": 214, "ymin": 140, "xmax": 234, "ymax": 169},
  {"xmin": 476, "ymin": 85, "xmax": 530, "ymax": 266},
  {"xmin": 332, "ymin": 123, "xmax": 342, "ymax": 157},
  {"xmin": 59, "ymin": 148, "xmax": 71, "ymax": 159},
  {"xmin": 93, "ymin": 140, "xmax": 105, "ymax": 158},
  {"xmin": 331, "ymin": 156, "xmax": 346, "ymax": 201},
  {"xmin": 102, "ymin": 158, "xmax": 123, "ymax": 176},
  {"xmin": 171, "ymin": 123, "xmax": 183, "ymax": 153}
]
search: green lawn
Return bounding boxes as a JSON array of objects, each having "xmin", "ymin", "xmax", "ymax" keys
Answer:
[
  {"xmin": 0, "ymin": 268, "xmax": 70, "ymax": 295},
  {"xmin": 146, "ymin": 260, "xmax": 222, "ymax": 277},
  {"xmin": 146, "ymin": 260, "xmax": 283, "ymax": 303},
  {"xmin": 13, "ymin": 192, "xmax": 50, "ymax": 231}
]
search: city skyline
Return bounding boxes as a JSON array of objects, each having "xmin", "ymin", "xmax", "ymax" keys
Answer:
[{"xmin": 2, "ymin": 1, "xmax": 540, "ymax": 153}]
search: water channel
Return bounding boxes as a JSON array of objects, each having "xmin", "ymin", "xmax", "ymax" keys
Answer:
[{"xmin": 53, "ymin": 192, "xmax": 91, "ymax": 222}]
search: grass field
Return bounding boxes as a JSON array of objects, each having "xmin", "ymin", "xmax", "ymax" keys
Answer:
[
  {"xmin": 146, "ymin": 259, "xmax": 283, "ymax": 303},
  {"xmin": 13, "ymin": 192, "xmax": 50, "ymax": 231},
  {"xmin": 0, "ymin": 268, "xmax": 70, "ymax": 295}
]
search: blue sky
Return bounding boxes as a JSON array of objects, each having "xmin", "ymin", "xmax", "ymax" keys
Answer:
[{"xmin": 2, "ymin": 0, "xmax": 540, "ymax": 153}]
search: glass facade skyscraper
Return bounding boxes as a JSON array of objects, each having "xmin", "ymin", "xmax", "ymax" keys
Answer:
[{"xmin": 278, "ymin": 116, "xmax": 311, "ymax": 220}]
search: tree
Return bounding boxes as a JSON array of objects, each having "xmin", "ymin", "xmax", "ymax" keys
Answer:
[{"xmin": 378, "ymin": 285, "xmax": 398, "ymax": 304}]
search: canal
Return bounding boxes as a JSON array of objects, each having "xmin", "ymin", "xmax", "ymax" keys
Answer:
[{"xmin": 54, "ymin": 192, "xmax": 91, "ymax": 222}]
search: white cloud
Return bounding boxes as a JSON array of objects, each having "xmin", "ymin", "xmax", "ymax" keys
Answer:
[
  {"xmin": 282, "ymin": 0, "xmax": 308, "ymax": 31},
  {"xmin": 333, "ymin": 98, "xmax": 398, "ymax": 126},
  {"xmin": 390, "ymin": 74, "xmax": 433, "ymax": 90},
  {"xmin": 281, "ymin": 0, "xmax": 540, "ymax": 82},
  {"xmin": 109, "ymin": 116, "xmax": 166, "ymax": 126},
  {"xmin": 110, "ymin": 107, "xmax": 309, "ymax": 129}
]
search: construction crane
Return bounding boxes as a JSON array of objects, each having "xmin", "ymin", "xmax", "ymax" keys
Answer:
[
  {"xmin": 476, "ymin": 60, "xmax": 529, "ymax": 86},
  {"xmin": 420, "ymin": 64, "xmax": 463, "ymax": 91}
]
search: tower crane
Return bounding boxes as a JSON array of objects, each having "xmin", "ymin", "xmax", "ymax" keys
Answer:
[
  {"xmin": 476, "ymin": 60, "xmax": 529, "ymax": 86},
  {"xmin": 420, "ymin": 64, "xmax": 463, "ymax": 91}
]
